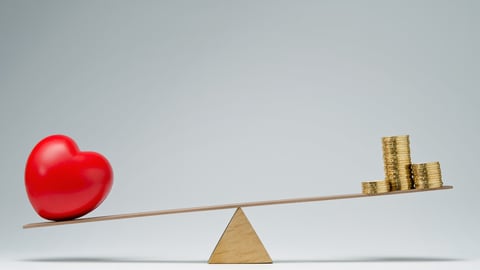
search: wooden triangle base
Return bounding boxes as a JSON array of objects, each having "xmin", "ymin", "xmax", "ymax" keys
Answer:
[{"xmin": 208, "ymin": 208, "xmax": 272, "ymax": 264}]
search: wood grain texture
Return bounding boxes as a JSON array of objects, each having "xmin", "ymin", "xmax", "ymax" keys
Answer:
[
  {"xmin": 208, "ymin": 208, "xmax": 272, "ymax": 264},
  {"xmin": 23, "ymin": 185, "xmax": 453, "ymax": 229}
]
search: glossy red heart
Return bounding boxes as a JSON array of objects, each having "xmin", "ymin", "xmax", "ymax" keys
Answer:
[{"xmin": 25, "ymin": 135, "xmax": 113, "ymax": 221}]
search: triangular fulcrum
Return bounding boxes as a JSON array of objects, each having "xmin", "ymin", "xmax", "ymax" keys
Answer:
[{"xmin": 208, "ymin": 207, "xmax": 272, "ymax": 264}]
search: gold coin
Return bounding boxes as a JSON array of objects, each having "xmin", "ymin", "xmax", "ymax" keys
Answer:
[
  {"xmin": 382, "ymin": 135, "xmax": 409, "ymax": 141},
  {"xmin": 428, "ymin": 182, "xmax": 443, "ymax": 188}
]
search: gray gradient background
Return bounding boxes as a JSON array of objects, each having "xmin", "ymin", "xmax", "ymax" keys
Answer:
[{"xmin": 0, "ymin": 0, "xmax": 479, "ymax": 262}]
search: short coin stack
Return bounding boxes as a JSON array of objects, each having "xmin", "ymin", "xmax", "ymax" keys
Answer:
[
  {"xmin": 361, "ymin": 180, "xmax": 390, "ymax": 195},
  {"xmin": 411, "ymin": 162, "xmax": 443, "ymax": 189},
  {"xmin": 382, "ymin": 135, "xmax": 413, "ymax": 191}
]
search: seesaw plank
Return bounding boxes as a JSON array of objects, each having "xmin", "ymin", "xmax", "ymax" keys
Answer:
[{"xmin": 23, "ymin": 185, "xmax": 453, "ymax": 229}]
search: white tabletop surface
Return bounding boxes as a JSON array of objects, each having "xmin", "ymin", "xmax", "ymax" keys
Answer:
[{"xmin": 2, "ymin": 256, "xmax": 478, "ymax": 270}]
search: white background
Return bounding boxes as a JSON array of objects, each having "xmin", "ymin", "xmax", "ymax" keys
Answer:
[{"xmin": 1, "ymin": 0, "xmax": 479, "ymax": 269}]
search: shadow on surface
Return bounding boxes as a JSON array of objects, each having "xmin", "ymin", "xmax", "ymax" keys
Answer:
[
  {"xmin": 277, "ymin": 257, "xmax": 464, "ymax": 263},
  {"xmin": 22, "ymin": 256, "xmax": 464, "ymax": 263},
  {"xmin": 23, "ymin": 257, "xmax": 206, "ymax": 263}
]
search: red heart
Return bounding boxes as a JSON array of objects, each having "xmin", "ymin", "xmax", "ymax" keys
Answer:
[{"xmin": 25, "ymin": 135, "xmax": 113, "ymax": 221}]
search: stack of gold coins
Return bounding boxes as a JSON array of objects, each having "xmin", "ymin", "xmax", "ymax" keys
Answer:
[
  {"xmin": 411, "ymin": 162, "xmax": 443, "ymax": 189},
  {"xmin": 362, "ymin": 180, "xmax": 391, "ymax": 195},
  {"xmin": 382, "ymin": 135, "xmax": 413, "ymax": 191}
]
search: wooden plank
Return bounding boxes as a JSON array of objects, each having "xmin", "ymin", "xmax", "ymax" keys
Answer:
[{"xmin": 23, "ymin": 185, "xmax": 453, "ymax": 229}]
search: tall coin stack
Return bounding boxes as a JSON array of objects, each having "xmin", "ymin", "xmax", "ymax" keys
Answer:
[
  {"xmin": 411, "ymin": 162, "xmax": 443, "ymax": 189},
  {"xmin": 382, "ymin": 135, "xmax": 413, "ymax": 191}
]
